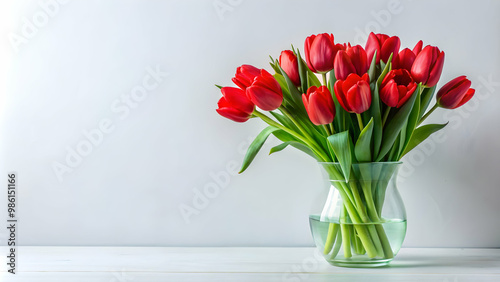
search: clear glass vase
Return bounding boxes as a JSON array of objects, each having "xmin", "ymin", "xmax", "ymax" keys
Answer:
[{"xmin": 309, "ymin": 162, "xmax": 406, "ymax": 268}]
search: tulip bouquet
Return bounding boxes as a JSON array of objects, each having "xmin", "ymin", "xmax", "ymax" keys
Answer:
[{"xmin": 215, "ymin": 33, "xmax": 474, "ymax": 261}]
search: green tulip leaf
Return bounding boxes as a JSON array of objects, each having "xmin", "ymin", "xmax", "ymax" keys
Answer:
[
  {"xmin": 387, "ymin": 134, "xmax": 401, "ymax": 161},
  {"xmin": 399, "ymin": 85, "xmax": 421, "ymax": 159},
  {"xmin": 307, "ymin": 69, "xmax": 322, "ymax": 87},
  {"xmin": 328, "ymin": 68, "xmax": 337, "ymax": 92},
  {"xmin": 278, "ymin": 65, "xmax": 303, "ymax": 106},
  {"xmin": 400, "ymin": 123, "xmax": 448, "ymax": 157},
  {"xmin": 370, "ymin": 83, "xmax": 383, "ymax": 157},
  {"xmin": 272, "ymin": 129, "xmax": 298, "ymax": 143},
  {"xmin": 269, "ymin": 141, "xmax": 319, "ymax": 160},
  {"xmin": 419, "ymin": 85, "xmax": 437, "ymax": 120},
  {"xmin": 274, "ymin": 74, "xmax": 296, "ymax": 108},
  {"xmin": 296, "ymin": 50, "xmax": 309, "ymax": 93},
  {"xmin": 377, "ymin": 53, "xmax": 393, "ymax": 86},
  {"xmin": 270, "ymin": 111, "xmax": 299, "ymax": 132},
  {"xmin": 268, "ymin": 56, "xmax": 282, "ymax": 75},
  {"xmin": 215, "ymin": 84, "xmax": 223, "ymax": 89},
  {"xmin": 368, "ymin": 50, "xmax": 378, "ymax": 83},
  {"xmin": 327, "ymin": 131, "xmax": 352, "ymax": 181},
  {"xmin": 239, "ymin": 126, "xmax": 280, "ymax": 174},
  {"xmin": 376, "ymin": 88, "xmax": 418, "ymax": 161},
  {"xmin": 355, "ymin": 117, "xmax": 374, "ymax": 162}
]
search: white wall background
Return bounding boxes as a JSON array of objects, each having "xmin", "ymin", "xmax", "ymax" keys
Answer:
[{"xmin": 0, "ymin": 0, "xmax": 499, "ymax": 247}]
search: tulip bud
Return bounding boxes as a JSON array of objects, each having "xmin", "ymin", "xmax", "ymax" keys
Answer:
[
  {"xmin": 302, "ymin": 86, "xmax": 336, "ymax": 125},
  {"xmin": 365, "ymin": 32, "xmax": 401, "ymax": 64},
  {"xmin": 393, "ymin": 48, "xmax": 416, "ymax": 73},
  {"xmin": 334, "ymin": 45, "xmax": 368, "ymax": 80},
  {"xmin": 333, "ymin": 73, "xmax": 372, "ymax": 114},
  {"xmin": 412, "ymin": 40, "xmax": 423, "ymax": 56},
  {"xmin": 304, "ymin": 33, "xmax": 344, "ymax": 73},
  {"xmin": 232, "ymin": 64, "xmax": 261, "ymax": 89},
  {"xmin": 380, "ymin": 69, "xmax": 417, "ymax": 108},
  {"xmin": 411, "ymin": 45, "xmax": 445, "ymax": 87},
  {"xmin": 216, "ymin": 87, "xmax": 255, "ymax": 122},
  {"xmin": 246, "ymin": 69, "xmax": 283, "ymax": 111},
  {"xmin": 279, "ymin": 50, "xmax": 301, "ymax": 87},
  {"xmin": 436, "ymin": 76, "xmax": 475, "ymax": 109}
]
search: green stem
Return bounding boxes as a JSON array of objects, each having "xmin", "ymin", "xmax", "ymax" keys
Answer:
[
  {"xmin": 279, "ymin": 107, "xmax": 316, "ymax": 143},
  {"xmin": 382, "ymin": 106, "xmax": 391, "ymax": 127},
  {"xmin": 418, "ymin": 103, "xmax": 438, "ymax": 126},
  {"xmin": 323, "ymin": 125, "xmax": 332, "ymax": 136},
  {"xmin": 340, "ymin": 206, "xmax": 352, "ymax": 258},
  {"xmin": 322, "ymin": 73, "xmax": 327, "ymax": 86},
  {"xmin": 349, "ymin": 181, "xmax": 384, "ymax": 257},
  {"xmin": 323, "ymin": 167, "xmax": 379, "ymax": 258},
  {"xmin": 353, "ymin": 229, "xmax": 366, "ymax": 255},
  {"xmin": 330, "ymin": 227, "xmax": 343, "ymax": 259},
  {"xmin": 329, "ymin": 123, "xmax": 335, "ymax": 135},
  {"xmin": 334, "ymin": 185, "xmax": 378, "ymax": 258},
  {"xmin": 356, "ymin": 114, "xmax": 364, "ymax": 131},
  {"xmin": 253, "ymin": 110, "xmax": 330, "ymax": 162},
  {"xmin": 323, "ymin": 223, "xmax": 338, "ymax": 255},
  {"xmin": 360, "ymin": 181, "xmax": 394, "ymax": 259}
]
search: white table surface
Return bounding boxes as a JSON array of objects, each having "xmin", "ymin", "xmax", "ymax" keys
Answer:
[{"xmin": 0, "ymin": 247, "xmax": 498, "ymax": 281}]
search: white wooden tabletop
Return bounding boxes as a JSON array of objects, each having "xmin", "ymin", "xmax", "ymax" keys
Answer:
[{"xmin": 0, "ymin": 247, "xmax": 498, "ymax": 281}]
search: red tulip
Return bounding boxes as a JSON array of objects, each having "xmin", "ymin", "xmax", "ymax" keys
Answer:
[
  {"xmin": 411, "ymin": 45, "xmax": 445, "ymax": 87},
  {"xmin": 334, "ymin": 73, "xmax": 371, "ymax": 114},
  {"xmin": 279, "ymin": 50, "xmax": 300, "ymax": 87},
  {"xmin": 216, "ymin": 87, "xmax": 255, "ymax": 122},
  {"xmin": 436, "ymin": 76, "xmax": 475, "ymax": 109},
  {"xmin": 393, "ymin": 48, "xmax": 416, "ymax": 73},
  {"xmin": 365, "ymin": 32, "xmax": 400, "ymax": 64},
  {"xmin": 334, "ymin": 45, "xmax": 368, "ymax": 80},
  {"xmin": 380, "ymin": 69, "xmax": 417, "ymax": 108},
  {"xmin": 232, "ymin": 64, "xmax": 261, "ymax": 89},
  {"xmin": 304, "ymin": 33, "xmax": 344, "ymax": 73},
  {"xmin": 302, "ymin": 86, "xmax": 336, "ymax": 125},
  {"xmin": 246, "ymin": 69, "xmax": 283, "ymax": 111},
  {"xmin": 412, "ymin": 40, "xmax": 423, "ymax": 56}
]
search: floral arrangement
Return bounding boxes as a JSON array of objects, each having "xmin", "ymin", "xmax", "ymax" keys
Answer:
[{"xmin": 215, "ymin": 33, "xmax": 474, "ymax": 260}]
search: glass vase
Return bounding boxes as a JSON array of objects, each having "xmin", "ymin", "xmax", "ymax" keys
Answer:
[{"xmin": 309, "ymin": 162, "xmax": 406, "ymax": 268}]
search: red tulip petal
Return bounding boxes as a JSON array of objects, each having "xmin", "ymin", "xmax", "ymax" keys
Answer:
[
  {"xmin": 411, "ymin": 46, "xmax": 434, "ymax": 84},
  {"xmin": 436, "ymin": 76, "xmax": 467, "ymax": 100},
  {"xmin": 221, "ymin": 87, "xmax": 254, "ymax": 114},
  {"xmin": 377, "ymin": 33, "xmax": 389, "ymax": 42},
  {"xmin": 279, "ymin": 50, "xmax": 301, "ymax": 86},
  {"xmin": 304, "ymin": 36, "xmax": 317, "ymax": 72},
  {"xmin": 452, "ymin": 88, "xmax": 475, "ymax": 109},
  {"xmin": 439, "ymin": 78, "xmax": 472, "ymax": 109},
  {"xmin": 334, "ymin": 80, "xmax": 351, "ymax": 112},
  {"xmin": 394, "ymin": 48, "xmax": 415, "ymax": 72},
  {"xmin": 310, "ymin": 34, "xmax": 335, "ymax": 73},
  {"xmin": 216, "ymin": 107, "xmax": 251, "ymax": 123},
  {"xmin": 380, "ymin": 80, "xmax": 399, "ymax": 108},
  {"xmin": 246, "ymin": 86, "xmax": 283, "ymax": 111},
  {"xmin": 365, "ymin": 32, "xmax": 381, "ymax": 64},
  {"xmin": 342, "ymin": 73, "xmax": 362, "ymax": 93},
  {"xmin": 426, "ymin": 51, "xmax": 445, "ymax": 87},
  {"xmin": 381, "ymin": 36, "xmax": 400, "ymax": 63},
  {"xmin": 412, "ymin": 40, "xmax": 423, "ymax": 56},
  {"xmin": 397, "ymin": 82, "xmax": 417, "ymax": 107},
  {"xmin": 346, "ymin": 80, "xmax": 371, "ymax": 114},
  {"xmin": 319, "ymin": 86, "xmax": 335, "ymax": 110},
  {"xmin": 334, "ymin": 51, "xmax": 356, "ymax": 81},
  {"xmin": 302, "ymin": 93, "xmax": 310, "ymax": 112},
  {"xmin": 309, "ymin": 92, "xmax": 334, "ymax": 125},
  {"xmin": 362, "ymin": 73, "xmax": 370, "ymax": 84},
  {"xmin": 346, "ymin": 45, "xmax": 368, "ymax": 76}
]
